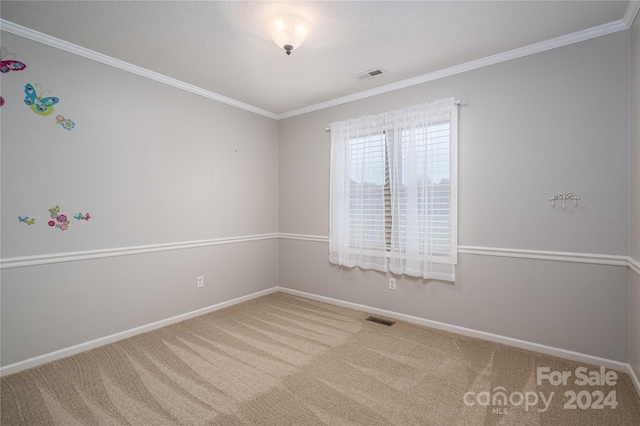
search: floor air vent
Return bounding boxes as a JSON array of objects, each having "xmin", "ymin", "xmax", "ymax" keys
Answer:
[{"xmin": 365, "ymin": 316, "xmax": 395, "ymax": 326}]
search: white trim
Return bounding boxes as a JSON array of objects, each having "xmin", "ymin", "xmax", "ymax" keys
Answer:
[
  {"xmin": 277, "ymin": 20, "xmax": 628, "ymax": 119},
  {"xmin": 624, "ymin": 1, "xmax": 640, "ymax": 28},
  {"xmin": 630, "ymin": 365, "xmax": 640, "ymax": 398},
  {"xmin": 278, "ymin": 233, "xmax": 631, "ymax": 268},
  {"xmin": 1, "ymin": 233, "xmax": 635, "ymax": 272},
  {"xmin": 0, "ymin": 19, "xmax": 278, "ymax": 120},
  {"xmin": 2, "ymin": 286, "xmax": 638, "ymax": 399},
  {"xmin": 277, "ymin": 287, "xmax": 630, "ymax": 373},
  {"xmin": 629, "ymin": 257, "xmax": 640, "ymax": 275},
  {"xmin": 0, "ymin": 233, "xmax": 278, "ymax": 269},
  {"xmin": 457, "ymin": 245, "xmax": 629, "ymax": 267},
  {"xmin": 1, "ymin": 285, "xmax": 633, "ymax": 375},
  {"xmin": 0, "ymin": 287, "xmax": 279, "ymax": 377},
  {"xmin": 0, "ymin": 16, "xmax": 631, "ymax": 121},
  {"xmin": 278, "ymin": 233, "xmax": 329, "ymax": 243}
]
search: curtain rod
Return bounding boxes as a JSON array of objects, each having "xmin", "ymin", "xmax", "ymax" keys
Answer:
[{"xmin": 325, "ymin": 99, "xmax": 461, "ymax": 132}]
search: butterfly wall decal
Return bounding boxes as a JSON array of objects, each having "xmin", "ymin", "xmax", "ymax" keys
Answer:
[
  {"xmin": 48, "ymin": 206, "xmax": 69, "ymax": 231},
  {"xmin": 24, "ymin": 83, "xmax": 59, "ymax": 116},
  {"xmin": 18, "ymin": 216, "xmax": 35, "ymax": 225},
  {"xmin": 74, "ymin": 213, "xmax": 90, "ymax": 221},
  {"xmin": 49, "ymin": 205, "xmax": 60, "ymax": 218},
  {"xmin": 0, "ymin": 47, "xmax": 27, "ymax": 73}
]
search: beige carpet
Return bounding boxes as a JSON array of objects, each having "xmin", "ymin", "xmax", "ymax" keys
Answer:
[{"xmin": 1, "ymin": 292, "xmax": 639, "ymax": 425}]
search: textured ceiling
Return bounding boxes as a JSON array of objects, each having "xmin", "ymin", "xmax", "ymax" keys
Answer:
[{"xmin": 0, "ymin": 1, "xmax": 633, "ymax": 115}]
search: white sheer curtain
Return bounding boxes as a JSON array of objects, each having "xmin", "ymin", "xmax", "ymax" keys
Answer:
[
  {"xmin": 329, "ymin": 98, "xmax": 457, "ymax": 281},
  {"xmin": 386, "ymin": 99, "xmax": 457, "ymax": 281},
  {"xmin": 329, "ymin": 115, "xmax": 388, "ymax": 272}
]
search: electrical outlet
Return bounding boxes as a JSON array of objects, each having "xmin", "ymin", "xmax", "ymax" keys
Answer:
[
  {"xmin": 389, "ymin": 277, "xmax": 396, "ymax": 290},
  {"xmin": 196, "ymin": 276, "xmax": 204, "ymax": 288}
]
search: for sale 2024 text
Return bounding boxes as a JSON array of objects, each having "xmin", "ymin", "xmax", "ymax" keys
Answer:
[{"xmin": 537, "ymin": 366, "xmax": 618, "ymax": 410}]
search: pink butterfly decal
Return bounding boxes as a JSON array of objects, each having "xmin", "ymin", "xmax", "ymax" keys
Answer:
[{"xmin": 0, "ymin": 47, "xmax": 26, "ymax": 73}]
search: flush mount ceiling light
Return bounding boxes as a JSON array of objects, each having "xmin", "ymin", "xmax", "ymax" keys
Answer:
[{"xmin": 268, "ymin": 13, "xmax": 311, "ymax": 55}]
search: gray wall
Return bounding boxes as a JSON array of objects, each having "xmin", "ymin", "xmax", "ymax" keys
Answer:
[
  {"xmin": 1, "ymin": 26, "xmax": 636, "ymax": 369},
  {"xmin": 630, "ymin": 15, "xmax": 640, "ymax": 380},
  {"xmin": 278, "ymin": 31, "xmax": 631, "ymax": 362},
  {"xmin": 0, "ymin": 32, "xmax": 279, "ymax": 366}
]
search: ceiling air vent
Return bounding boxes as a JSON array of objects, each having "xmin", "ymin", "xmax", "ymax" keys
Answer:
[{"xmin": 353, "ymin": 68, "xmax": 387, "ymax": 82}]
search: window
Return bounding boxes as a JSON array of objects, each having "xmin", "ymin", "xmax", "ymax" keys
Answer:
[{"xmin": 329, "ymin": 98, "xmax": 457, "ymax": 281}]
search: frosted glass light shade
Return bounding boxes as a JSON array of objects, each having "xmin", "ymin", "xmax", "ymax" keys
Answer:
[{"xmin": 268, "ymin": 13, "xmax": 310, "ymax": 55}]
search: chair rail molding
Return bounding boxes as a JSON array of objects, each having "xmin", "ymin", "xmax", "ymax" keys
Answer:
[
  {"xmin": 279, "ymin": 233, "xmax": 631, "ymax": 269},
  {"xmin": 1, "ymin": 233, "xmax": 633, "ymax": 270},
  {"xmin": 629, "ymin": 257, "xmax": 640, "ymax": 275},
  {"xmin": 0, "ymin": 233, "xmax": 279, "ymax": 269}
]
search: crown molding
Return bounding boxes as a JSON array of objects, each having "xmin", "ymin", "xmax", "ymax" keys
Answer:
[
  {"xmin": 0, "ymin": 11, "xmax": 633, "ymax": 122},
  {"xmin": 277, "ymin": 19, "xmax": 628, "ymax": 119},
  {"xmin": 624, "ymin": 1, "xmax": 640, "ymax": 28},
  {"xmin": 0, "ymin": 19, "xmax": 279, "ymax": 120}
]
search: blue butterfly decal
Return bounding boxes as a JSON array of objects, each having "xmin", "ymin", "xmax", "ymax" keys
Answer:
[
  {"xmin": 24, "ymin": 83, "xmax": 59, "ymax": 116},
  {"xmin": 18, "ymin": 216, "xmax": 34, "ymax": 225}
]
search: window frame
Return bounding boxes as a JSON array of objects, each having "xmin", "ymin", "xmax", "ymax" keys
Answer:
[
  {"xmin": 347, "ymin": 121, "xmax": 456, "ymax": 261},
  {"xmin": 329, "ymin": 98, "xmax": 459, "ymax": 279}
]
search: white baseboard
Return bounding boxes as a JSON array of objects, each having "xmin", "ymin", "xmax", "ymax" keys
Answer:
[
  {"xmin": 279, "ymin": 287, "xmax": 640, "ymax": 398},
  {"xmin": 277, "ymin": 287, "xmax": 633, "ymax": 374},
  {"xmin": 0, "ymin": 287, "xmax": 279, "ymax": 377},
  {"xmin": 3, "ymin": 285, "xmax": 639, "ymax": 401},
  {"xmin": 629, "ymin": 365, "xmax": 640, "ymax": 398}
]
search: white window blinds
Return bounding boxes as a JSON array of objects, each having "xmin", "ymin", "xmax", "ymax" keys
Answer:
[
  {"xmin": 329, "ymin": 116, "xmax": 388, "ymax": 271},
  {"xmin": 329, "ymin": 98, "xmax": 458, "ymax": 281}
]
